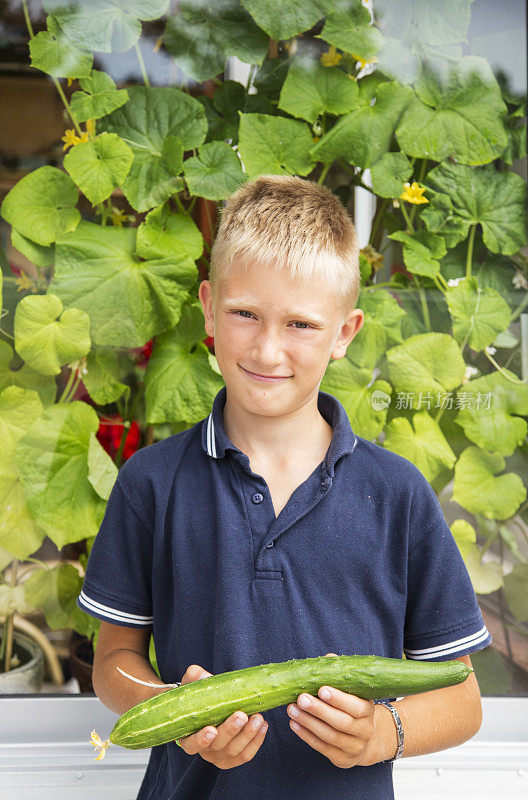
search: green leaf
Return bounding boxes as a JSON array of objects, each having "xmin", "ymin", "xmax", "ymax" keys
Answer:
[
  {"xmin": 278, "ymin": 57, "xmax": 360, "ymax": 124},
  {"xmin": 144, "ymin": 302, "xmax": 225, "ymax": 424},
  {"xmin": 386, "ymin": 332, "xmax": 466, "ymax": 404},
  {"xmin": 183, "ymin": 141, "xmax": 247, "ymax": 200},
  {"xmin": 15, "ymin": 401, "xmax": 107, "ymax": 548},
  {"xmin": 452, "ymin": 445, "xmax": 526, "ymax": 520},
  {"xmin": 101, "ymin": 86, "xmax": 207, "ymax": 212},
  {"xmin": 14, "ymin": 294, "xmax": 91, "ymax": 377},
  {"xmin": 70, "ymin": 70, "xmax": 129, "ymax": 122},
  {"xmin": 462, "ymin": 544, "xmax": 504, "ymax": 594},
  {"xmin": 421, "ymin": 189, "xmax": 470, "ymax": 249},
  {"xmin": 82, "ymin": 347, "xmax": 130, "ymax": 406},
  {"xmin": 237, "ymin": 112, "xmax": 315, "ymax": 179},
  {"xmin": 49, "ymin": 221, "xmax": 197, "ymax": 347},
  {"xmin": 346, "ymin": 288, "xmax": 406, "ymax": 370},
  {"xmin": 455, "ymin": 370, "xmax": 528, "ymax": 457},
  {"xmin": 503, "ymin": 563, "xmax": 528, "ymax": 622},
  {"xmin": 0, "ymin": 341, "xmax": 56, "ymax": 406},
  {"xmin": 164, "ymin": 0, "xmax": 268, "ymax": 83},
  {"xmin": 24, "ymin": 563, "xmax": 85, "ymax": 630},
  {"xmin": 63, "ymin": 133, "xmax": 133, "ymax": 205},
  {"xmin": 310, "ymin": 78, "xmax": 413, "ymax": 168},
  {"xmin": 425, "ymin": 162, "xmax": 528, "ymax": 255},
  {"xmin": 395, "ymin": 56, "xmax": 508, "ymax": 165},
  {"xmin": 320, "ymin": 358, "xmax": 392, "ymax": 441},
  {"xmin": 87, "ymin": 431, "xmax": 118, "ymax": 501},
  {"xmin": 389, "ymin": 229, "xmax": 446, "ymax": 278},
  {"xmin": 136, "ymin": 202, "xmax": 204, "ymax": 261},
  {"xmin": 29, "ymin": 18, "xmax": 93, "ymax": 79},
  {"xmin": 370, "ymin": 152, "xmax": 412, "ymax": 198},
  {"xmin": 0, "ymin": 386, "xmax": 45, "ymax": 561},
  {"xmin": 0, "ymin": 585, "xmax": 35, "ymax": 616},
  {"xmin": 44, "ymin": 0, "xmax": 170, "ymax": 53},
  {"xmin": 11, "ymin": 229, "xmax": 54, "ymax": 268},
  {"xmin": 446, "ymin": 276, "xmax": 511, "ymax": 351},
  {"xmin": 0, "ymin": 166, "xmax": 81, "ymax": 247},
  {"xmin": 240, "ymin": 0, "xmax": 335, "ymax": 41},
  {"xmin": 450, "ymin": 518, "xmax": 477, "ymax": 560},
  {"xmin": 382, "ymin": 410, "xmax": 456, "ymax": 483},
  {"xmin": 374, "ymin": 0, "xmax": 473, "ymax": 47},
  {"xmin": 315, "ymin": 1, "xmax": 384, "ymax": 62}
]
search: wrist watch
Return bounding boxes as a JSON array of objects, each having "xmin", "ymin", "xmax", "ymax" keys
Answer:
[{"xmin": 373, "ymin": 700, "xmax": 404, "ymax": 763}]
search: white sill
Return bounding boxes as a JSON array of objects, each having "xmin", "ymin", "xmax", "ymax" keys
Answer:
[{"xmin": 0, "ymin": 696, "xmax": 527, "ymax": 799}]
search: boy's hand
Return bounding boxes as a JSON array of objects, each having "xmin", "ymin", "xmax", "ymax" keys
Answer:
[
  {"xmin": 286, "ymin": 653, "xmax": 376, "ymax": 769},
  {"xmin": 175, "ymin": 664, "xmax": 268, "ymax": 769}
]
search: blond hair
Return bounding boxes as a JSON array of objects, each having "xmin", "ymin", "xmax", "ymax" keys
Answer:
[{"xmin": 208, "ymin": 174, "xmax": 360, "ymax": 319}]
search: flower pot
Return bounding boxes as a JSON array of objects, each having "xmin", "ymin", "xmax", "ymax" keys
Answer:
[
  {"xmin": 69, "ymin": 634, "xmax": 94, "ymax": 693},
  {"xmin": 0, "ymin": 631, "xmax": 44, "ymax": 694}
]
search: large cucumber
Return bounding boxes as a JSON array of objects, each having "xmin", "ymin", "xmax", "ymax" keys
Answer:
[{"xmin": 108, "ymin": 655, "xmax": 472, "ymax": 750}]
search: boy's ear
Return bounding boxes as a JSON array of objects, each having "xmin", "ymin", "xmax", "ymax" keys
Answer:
[
  {"xmin": 198, "ymin": 280, "xmax": 215, "ymax": 338},
  {"xmin": 331, "ymin": 309, "xmax": 364, "ymax": 360}
]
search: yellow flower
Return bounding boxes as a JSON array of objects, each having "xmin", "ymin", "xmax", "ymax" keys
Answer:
[
  {"xmin": 67, "ymin": 77, "xmax": 74, "ymax": 87},
  {"xmin": 360, "ymin": 244, "xmax": 384, "ymax": 273},
  {"xmin": 354, "ymin": 54, "xmax": 378, "ymax": 70},
  {"xmin": 110, "ymin": 207, "xmax": 126, "ymax": 226},
  {"xmin": 61, "ymin": 128, "xmax": 89, "ymax": 151},
  {"xmin": 320, "ymin": 45, "xmax": 342, "ymax": 67},
  {"xmin": 15, "ymin": 271, "xmax": 35, "ymax": 293},
  {"xmin": 61, "ymin": 129, "xmax": 79, "ymax": 151},
  {"xmin": 86, "ymin": 118, "xmax": 95, "ymax": 136},
  {"xmin": 400, "ymin": 181, "xmax": 428, "ymax": 204}
]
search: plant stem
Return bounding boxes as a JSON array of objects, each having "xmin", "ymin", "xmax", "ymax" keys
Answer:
[
  {"xmin": 510, "ymin": 290, "xmax": 528, "ymax": 322},
  {"xmin": 174, "ymin": 194, "xmax": 187, "ymax": 214},
  {"xmin": 2, "ymin": 560, "xmax": 18, "ymax": 674},
  {"xmin": 21, "ymin": 0, "xmax": 83, "ymax": 137},
  {"xmin": 369, "ymin": 198, "xmax": 389, "ymax": 246},
  {"xmin": 63, "ymin": 371, "xmax": 82, "ymax": 403},
  {"xmin": 409, "ymin": 158, "xmax": 429, "ymax": 227},
  {"xmin": 466, "ymin": 224, "xmax": 476, "ymax": 279},
  {"xmin": 412, "ymin": 276, "xmax": 431, "ymax": 329},
  {"xmin": 317, "ymin": 162, "xmax": 331, "ymax": 185},
  {"xmin": 484, "ymin": 349, "xmax": 526, "ymax": 384},
  {"xmin": 21, "ymin": 0, "xmax": 34, "ymax": 37},
  {"xmin": 58, "ymin": 366, "xmax": 77, "ymax": 403},
  {"xmin": 53, "ymin": 78, "xmax": 83, "ymax": 136},
  {"xmin": 400, "ymin": 202, "xmax": 414, "ymax": 233},
  {"xmin": 114, "ymin": 421, "xmax": 130, "ymax": 468},
  {"xmin": 135, "ymin": 42, "xmax": 150, "ymax": 87}
]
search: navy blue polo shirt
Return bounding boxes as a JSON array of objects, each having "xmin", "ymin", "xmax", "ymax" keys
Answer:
[{"xmin": 77, "ymin": 385, "xmax": 492, "ymax": 800}]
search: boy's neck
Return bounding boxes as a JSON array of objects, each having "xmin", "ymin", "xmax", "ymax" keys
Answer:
[{"xmin": 222, "ymin": 390, "xmax": 333, "ymax": 469}]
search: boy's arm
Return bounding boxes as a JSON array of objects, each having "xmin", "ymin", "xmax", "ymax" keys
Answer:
[
  {"xmin": 368, "ymin": 654, "xmax": 483, "ymax": 764},
  {"xmin": 92, "ymin": 621, "xmax": 170, "ymax": 715}
]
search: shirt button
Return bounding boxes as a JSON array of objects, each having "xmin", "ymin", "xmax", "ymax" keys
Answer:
[
  {"xmin": 266, "ymin": 541, "xmax": 274, "ymax": 548},
  {"xmin": 251, "ymin": 492, "xmax": 264, "ymax": 504}
]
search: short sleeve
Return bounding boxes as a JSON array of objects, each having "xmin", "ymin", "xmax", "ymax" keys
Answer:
[
  {"xmin": 404, "ymin": 477, "xmax": 492, "ymax": 662},
  {"xmin": 76, "ymin": 476, "xmax": 153, "ymax": 629}
]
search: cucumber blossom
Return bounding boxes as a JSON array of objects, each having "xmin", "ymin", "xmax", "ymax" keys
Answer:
[{"xmin": 107, "ymin": 654, "xmax": 472, "ymax": 750}]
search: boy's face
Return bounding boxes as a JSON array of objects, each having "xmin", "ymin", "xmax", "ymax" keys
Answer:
[{"xmin": 199, "ymin": 258, "xmax": 364, "ymax": 415}]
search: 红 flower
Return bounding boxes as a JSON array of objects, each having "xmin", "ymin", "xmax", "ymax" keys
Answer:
[
  {"xmin": 320, "ymin": 45, "xmax": 342, "ymax": 67},
  {"xmin": 400, "ymin": 181, "xmax": 428, "ymax": 204}
]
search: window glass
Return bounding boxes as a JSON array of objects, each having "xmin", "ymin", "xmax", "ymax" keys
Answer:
[{"xmin": 0, "ymin": 0, "xmax": 526, "ymax": 701}]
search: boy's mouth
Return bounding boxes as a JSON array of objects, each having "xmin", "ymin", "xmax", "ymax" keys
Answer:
[{"xmin": 240, "ymin": 366, "xmax": 292, "ymax": 383}]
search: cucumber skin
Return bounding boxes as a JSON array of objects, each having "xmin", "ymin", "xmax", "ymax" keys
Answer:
[{"xmin": 110, "ymin": 655, "xmax": 471, "ymax": 750}]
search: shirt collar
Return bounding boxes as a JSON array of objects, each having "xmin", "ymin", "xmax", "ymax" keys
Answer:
[{"xmin": 201, "ymin": 385, "xmax": 357, "ymax": 478}]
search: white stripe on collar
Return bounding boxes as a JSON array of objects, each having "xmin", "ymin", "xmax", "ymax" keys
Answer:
[{"xmin": 207, "ymin": 413, "xmax": 217, "ymax": 458}]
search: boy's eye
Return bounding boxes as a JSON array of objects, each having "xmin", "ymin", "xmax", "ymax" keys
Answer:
[{"xmin": 233, "ymin": 310, "xmax": 312, "ymax": 329}]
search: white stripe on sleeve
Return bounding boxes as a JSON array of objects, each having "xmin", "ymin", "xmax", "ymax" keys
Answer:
[
  {"xmin": 404, "ymin": 624, "xmax": 491, "ymax": 659},
  {"xmin": 78, "ymin": 590, "xmax": 153, "ymax": 626}
]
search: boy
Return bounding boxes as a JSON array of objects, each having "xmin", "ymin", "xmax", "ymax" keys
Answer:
[{"xmin": 78, "ymin": 174, "xmax": 492, "ymax": 799}]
